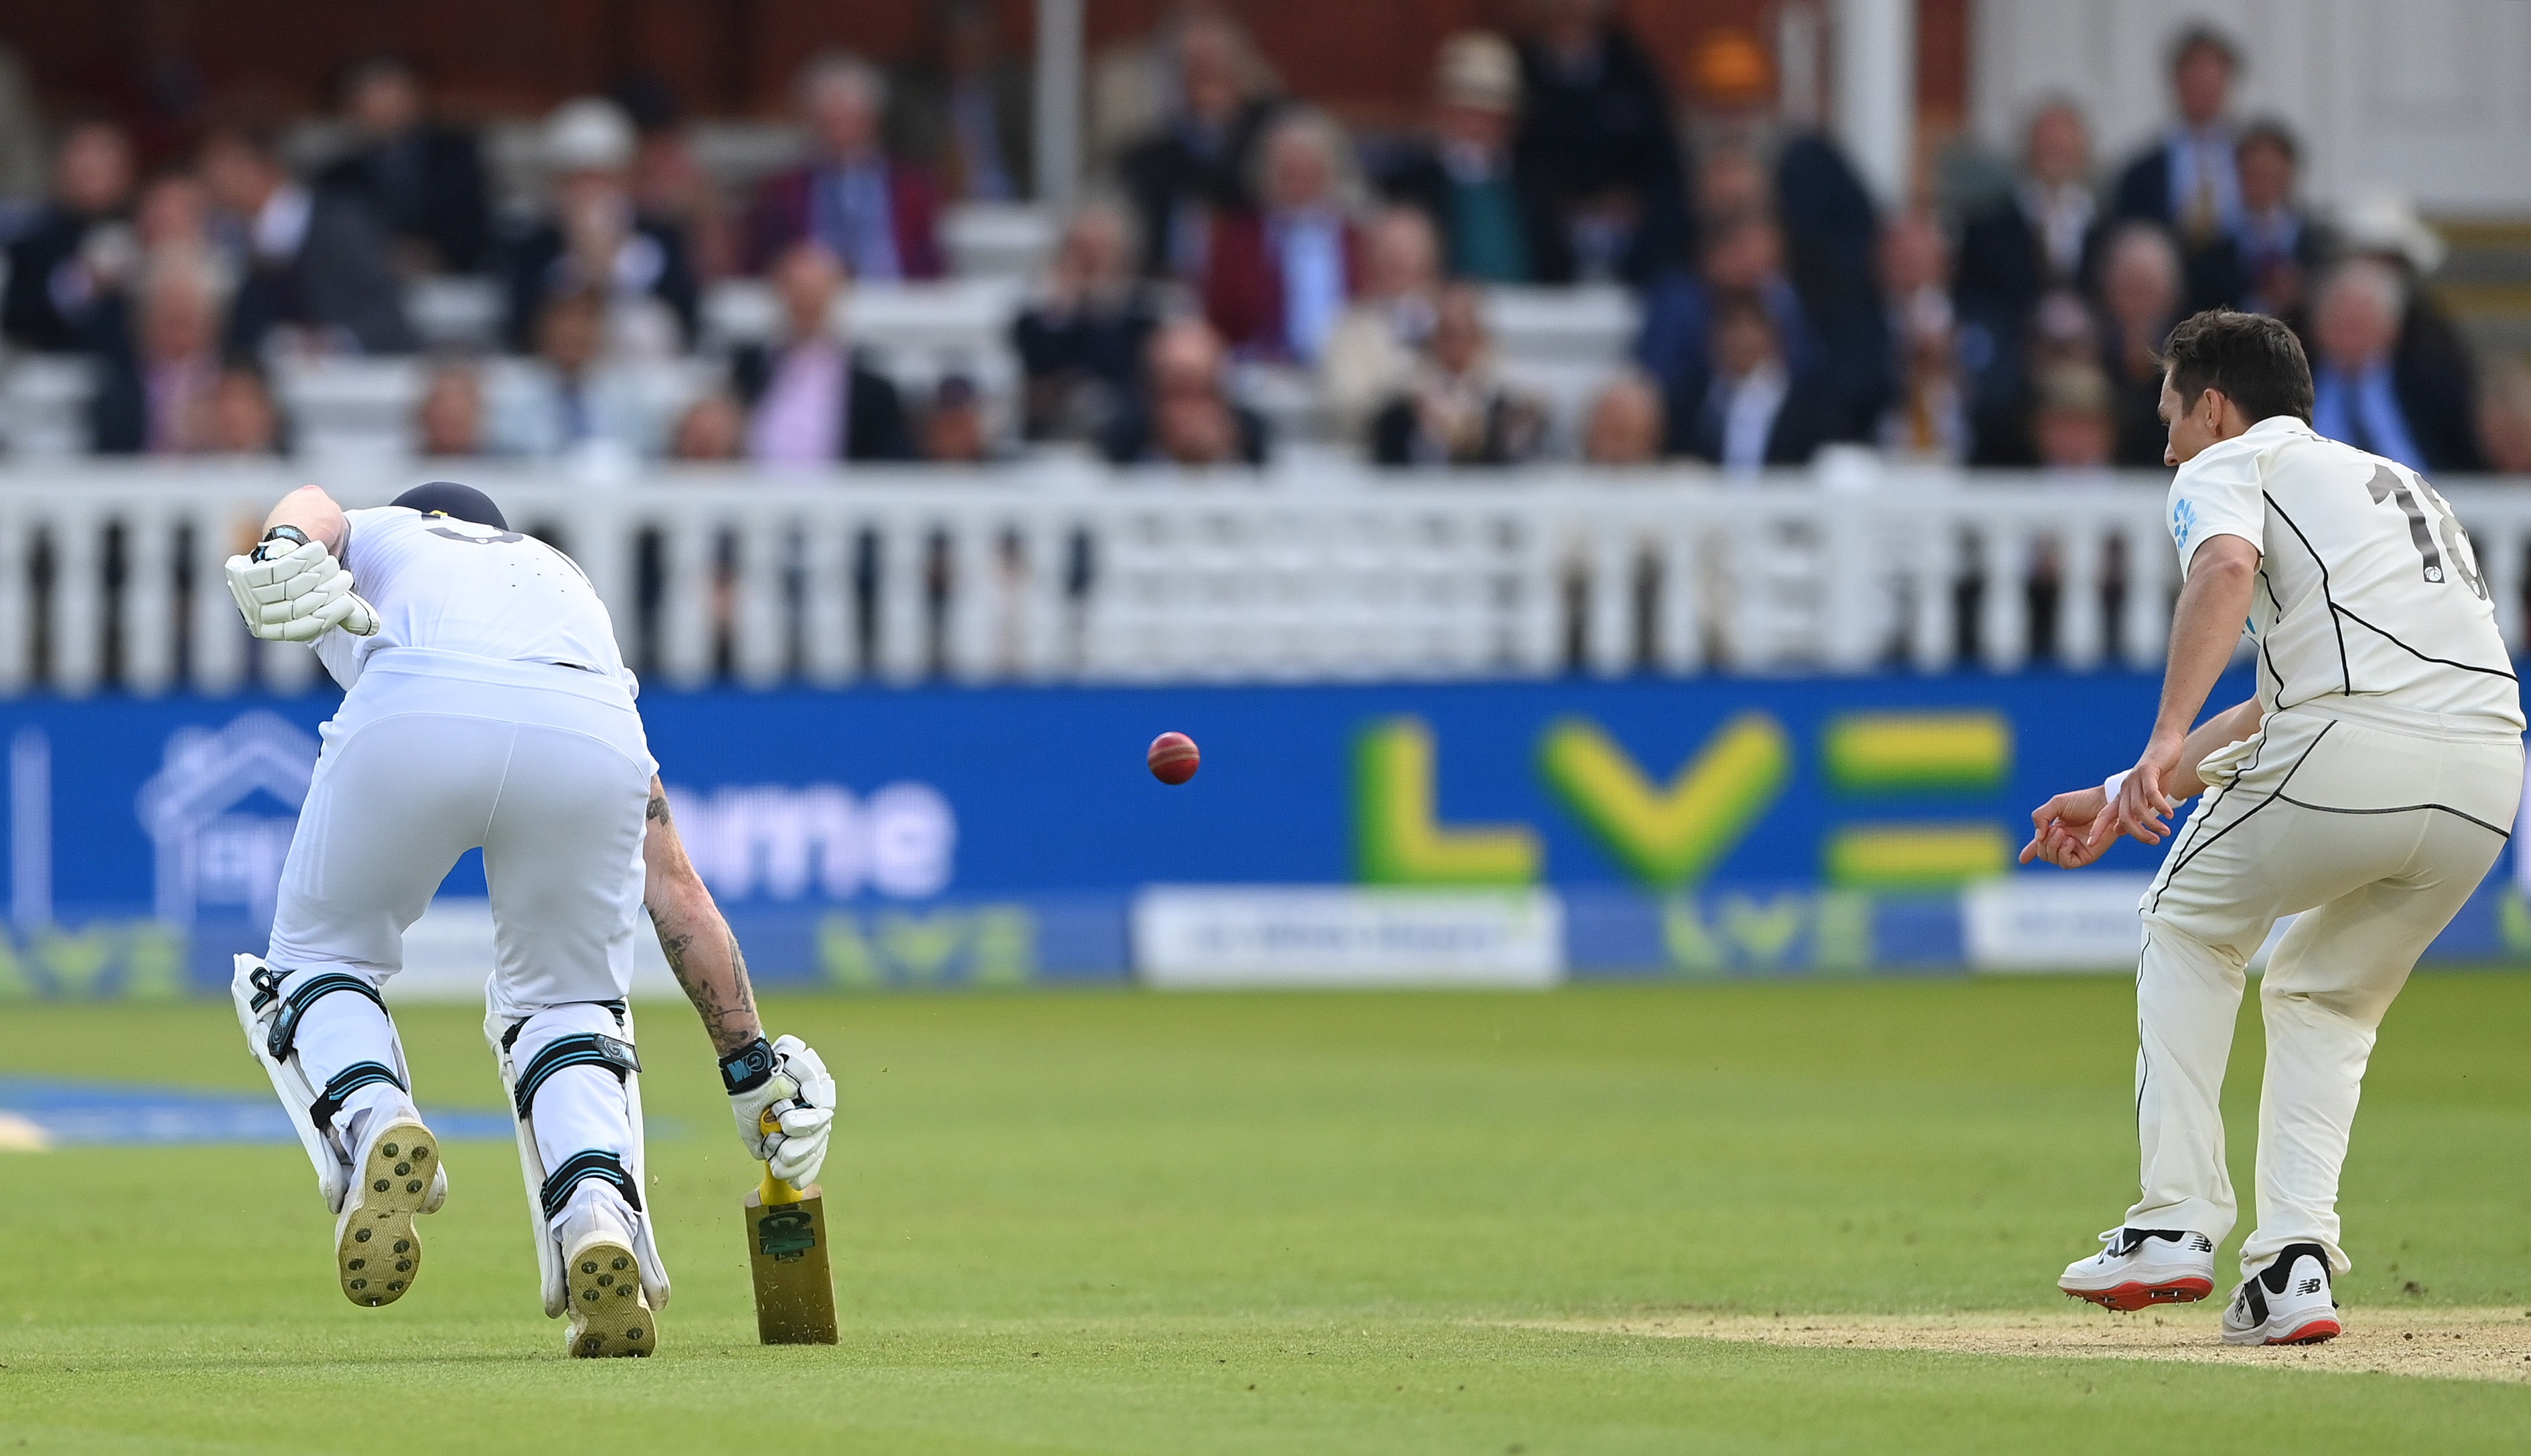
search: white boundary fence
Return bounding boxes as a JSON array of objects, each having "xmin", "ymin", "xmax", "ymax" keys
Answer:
[{"xmin": 3, "ymin": 462, "xmax": 2527, "ymax": 697}]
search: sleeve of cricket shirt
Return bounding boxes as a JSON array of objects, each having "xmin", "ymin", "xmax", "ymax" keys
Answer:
[{"xmin": 2165, "ymin": 435, "xmax": 2267, "ymax": 578}]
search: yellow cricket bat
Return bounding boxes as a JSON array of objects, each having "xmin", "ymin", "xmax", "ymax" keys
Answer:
[{"xmin": 743, "ymin": 1104, "xmax": 838, "ymax": 1344}]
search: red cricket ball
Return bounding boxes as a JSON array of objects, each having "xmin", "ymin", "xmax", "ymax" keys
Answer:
[{"xmin": 1147, "ymin": 731, "xmax": 1201, "ymax": 785}]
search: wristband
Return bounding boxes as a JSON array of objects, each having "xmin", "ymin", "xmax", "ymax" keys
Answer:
[
  {"xmin": 256, "ymin": 524, "xmax": 313, "ymax": 561},
  {"xmin": 2101, "ymin": 768, "xmax": 2130, "ymax": 804},
  {"xmin": 719, "ymin": 1036, "xmax": 775, "ymax": 1094}
]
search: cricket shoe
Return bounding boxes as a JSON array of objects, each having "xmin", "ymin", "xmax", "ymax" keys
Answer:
[
  {"xmin": 2059, "ymin": 1227, "xmax": 2218, "ymax": 1310},
  {"xmin": 2221, "ymin": 1243, "xmax": 2341, "ymax": 1346},
  {"xmin": 557, "ymin": 1189, "xmax": 656, "ymax": 1358},
  {"xmin": 336, "ymin": 1111, "xmax": 444, "ymax": 1307}
]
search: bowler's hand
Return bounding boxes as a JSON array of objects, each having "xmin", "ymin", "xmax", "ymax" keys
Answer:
[
  {"xmin": 2021, "ymin": 785, "xmax": 2118, "ymax": 869},
  {"xmin": 2111, "ymin": 735, "xmax": 2187, "ymax": 846}
]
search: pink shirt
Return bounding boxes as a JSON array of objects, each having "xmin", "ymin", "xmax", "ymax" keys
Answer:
[{"xmin": 746, "ymin": 342, "xmax": 845, "ymax": 465}]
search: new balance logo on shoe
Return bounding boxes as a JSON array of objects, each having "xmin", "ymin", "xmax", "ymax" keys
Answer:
[
  {"xmin": 2187, "ymin": 1234, "xmax": 2215, "ymax": 1253},
  {"xmin": 2297, "ymin": 1278, "xmax": 2324, "ymax": 1295}
]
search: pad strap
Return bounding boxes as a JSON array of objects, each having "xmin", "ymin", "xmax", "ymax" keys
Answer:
[
  {"xmin": 309, "ymin": 1061, "xmax": 406, "ymax": 1134},
  {"xmin": 267, "ymin": 972, "xmax": 388, "ymax": 1062},
  {"xmin": 512, "ymin": 1033, "xmax": 641, "ymax": 1120},
  {"xmin": 540, "ymin": 1149, "xmax": 644, "ymax": 1218}
]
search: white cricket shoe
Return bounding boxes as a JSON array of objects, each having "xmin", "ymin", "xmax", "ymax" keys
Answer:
[
  {"xmin": 335, "ymin": 1111, "xmax": 443, "ymax": 1307},
  {"xmin": 556, "ymin": 1187, "xmax": 656, "ymax": 1358},
  {"xmin": 2220, "ymin": 1243, "xmax": 2342, "ymax": 1346},
  {"xmin": 2059, "ymin": 1227, "xmax": 2218, "ymax": 1311}
]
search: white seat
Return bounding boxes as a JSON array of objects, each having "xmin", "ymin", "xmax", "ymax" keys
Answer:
[
  {"xmin": 1483, "ymin": 285, "xmax": 1639, "ymax": 364},
  {"xmin": 944, "ymin": 204, "xmax": 1056, "ymax": 280},
  {"xmin": 409, "ymin": 277, "xmax": 504, "ymax": 351},
  {"xmin": 1, "ymin": 356, "xmax": 96, "ymax": 459},
  {"xmin": 274, "ymin": 358, "xmax": 428, "ymax": 459}
]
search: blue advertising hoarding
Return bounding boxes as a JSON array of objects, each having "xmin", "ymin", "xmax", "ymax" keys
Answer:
[{"xmin": 1, "ymin": 666, "xmax": 2523, "ymax": 995}]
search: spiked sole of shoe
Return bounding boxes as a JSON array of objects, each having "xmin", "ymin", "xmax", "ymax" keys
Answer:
[
  {"xmin": 337, "ymin": 1118, "xmax": 435, "ymax": 1307},
  {"xmin": 2062, "ymin": 1277, "xmax": 2214, "ymax": 1312},
  {"xmin": 565, "ymin": 1240, "xmax": 655, "ymax": 1358},
  {"xmin": 2266, "ymin": 1316, "xmax": 2342, "ymax": 1345}
]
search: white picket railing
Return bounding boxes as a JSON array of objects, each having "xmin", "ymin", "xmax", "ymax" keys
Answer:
[{"xmin": 1, "ymin": 461, "xmax": 2525, "ymax": 697}]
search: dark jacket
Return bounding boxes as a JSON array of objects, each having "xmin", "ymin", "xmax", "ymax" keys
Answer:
[
  {"xmin": 729, "ymin": 342, "xmax": 914, "ymax": 463},
  {"xmin": 1098, "ymin": 400, "xmax": 1271, "ymax": 467},
  {"xmin": 1116, "ymin": 98, "xmax": 1283, "ymax": 279},
  {"xmin": 3, "ymin": 208, "xmax": 120, "ymax": 352},
  {"xmin": 1372, "ymin": 143, "xmax": 1538, "ymax": 284},
  {"xmin": 317, "ymin": 124, "xmax": 494, "ymax": 273},
  {"xmin": 500, "ymin": 215, "xmax": 699, "ymax": 352},
  {"xmin": 1680, "ymin": 371, "xmax": 1834, "ymax": 467},
  {"xmin": 2110, "ymin": 142, "xmax": 2244, "ymax": 315},
  {"xmin": 1369, "ymin": 389, "xmax": 1543, "ymax": 467},
  {"xmin": 1954, "ymin": 197, "xmax": 2107, "ymax": 340},
  {"xmin": 1011, "ymin": 291, "xmax": 1159, "ymax": 439},
  {"xmin": 224, "ymin": 188, "xmax": 419, "ymax": 356},
  {"xmin": 887, "ymin": 60, "xmax": 1033, "ymax": 202},
  {"xmin": 1635, "ymin": 273, "xmax": 1821, "ymax": 450},
  {"xmin": 744, "ymin": 161, "xmax": 946, "ymax": 279},
  {"xmin": 1511, "ymin": 24, "xmax": 1690, "ymax": 283}
]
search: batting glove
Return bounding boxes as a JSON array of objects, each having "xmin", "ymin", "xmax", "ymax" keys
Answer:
[
  {"xmin": 226, "ymin": 531, "xmax": 378, "ymax": 642},
  {"xmin": 721, "ymin": 1033, "xmax": 837, "ymax": 1190}
]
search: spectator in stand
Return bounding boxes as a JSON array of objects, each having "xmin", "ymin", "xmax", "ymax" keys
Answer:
[
  {"xmin": 1101, "ymin": 316, "xmax": 1269, "ymax": 466},
  {"xmin": 669, "ymin": 392, "xmax": 747, "ymax": 461},
  {"xmin": 201, "ymin": 124, "xmax": 417, "ymax": 357},
  {"xmin": 486, "ymin": 287, "xmax": 680, "ymax": 461},
  {"xmin": 502, "ymin": 99, "xmax": 699, "ymax": 356},
  {"xmin": 1875, "ymin": 212, "xmax": 1970, "ymax": 462},
  {"xmin": 2031, "ymin": 362, "xmax": 2116, "ymax": 475},
  {"xmin": 316, "ymin": 54, "xmax": 492, "ymax": 275},
  {"xmin": 2333, "ymin": 192, "xmax": 2486, "ymax": 467},
  {"xmin": 729, "ymin": 240, "xmax": 914, "ymax": 466},
  {"xmin": 891, "ymin": 0, "xmax": 1032, "ymax": 204},
  {"xmin": 1116, "ymin": 10, "xmax": 1283, "ymax": 281},
  {"xmin": 1374, "ymin": 32, "xmax": 1532, "ymax": 284},
  {"xmin": 3, "ymin": 120, "xmax": 134, "ymax": 352},
  {"xmin": 2094, "ymin": 222, "xmax": 2184, "ymax": 467},
  {"xmin": 747, "ymin": 54, "xmax": 944, "ymax": 281},
  {"xmin": 1581, "ymin": 370, "xmax": 1664, "ymax": 464},
  {"xmin": 1682, "ymin": 291, "xmax": 1830, "ymax": 472},
  {"xmin": 1202, "ymin": 110, "xmax": 1364, "ymax": 364},
  {"xmin": 1370, "ymin": 283, "xmax": 1546, "ymax": 467},
  {"xmin": 1321, "ymin": 206, "xmax": 1443, "ymax": 440},
  {"xmin": 1636, "ymin": 211, "xmax": 1816, "ymax": 457},
  {"xmin": 88, "ymin": 246, "xmax": 227, "ymax": 454},
  {"xmin": 204, "ymin": 362, "xmax": 288, "ymax": 455},
  {"xmin": 611, "ymin": 73, "xmax": 739, "ymax": 285},
  {"xmin": 1512, "ymin": 0, "xmax": 1690, "ymax": 284},
  {"xmin": 2477, "ymin": 356, "xmax": 2531, "ymax": 475},
  {"xmin": 2216, "ymin": 121, "xmax": 2329, "ymax": 321},
  {"xmin": 920, "ymin": 374, "xmax": 997, "ymax": 463},
  {"xmin": 2111, "ymin": 25, "xmax": 2245, "ymax": 313},
  {"xmin": 2306, "ymin": 259, "xmax": 2483, "ymax": 475},
  {"xmin": 1956, "ymin": 100, "xmax": 2103, "ymax": 352},
  {"xmin": 415, "ymin": 364, "xmax": 487, "ymax": 457},
  {"xmin": 1011, "ymin": 202, "xmax": 1160, "ymax": 441}
]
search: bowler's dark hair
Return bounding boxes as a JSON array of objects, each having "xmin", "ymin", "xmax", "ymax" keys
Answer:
[{"xmin": 2161, "ymin": 308, "xmax": 2313, "ymax": 425}]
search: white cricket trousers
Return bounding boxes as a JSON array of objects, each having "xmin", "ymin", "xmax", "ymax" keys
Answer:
[
  {"xmin": 2128, "ymin": 703, "xmax": 2520, "ymax": 1277},
  {"xmin": 264, "ymin": 648, "xmax": 656, "ymax": 1188}
]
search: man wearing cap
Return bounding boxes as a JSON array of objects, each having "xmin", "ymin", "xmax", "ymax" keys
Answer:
[
  {"xmin": 1374, "ymin": 32, "xmax": 1533, "ymax": 285},
  {"xmin": 500, "ymin": 97, "xmax": 700, "ymax": 352},
  {"xmin": 219, "ymin": 480, "xmax": 837, "ymax": 1357}
]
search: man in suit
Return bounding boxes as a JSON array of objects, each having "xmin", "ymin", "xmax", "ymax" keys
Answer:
[
  {"xmin": 1100, "ymin": 317, "xmax": 1271, "ymax": 467},
  {"xmin": 1683, "ymin": 291, "xmax": 1830, "ymax": 471},
  {"xmin": 1511, "ymin": 0, "xmax": 1690, "ymax": 285},
  {"xmin": 2305, "ymin": 259, "xmax": 2483, "ymax": 476},
  {"xmin": 317, "ymin": 56, "xmax": 493, "ymax": 275},
  {"xmin": 1115, "ymin": 10, "xmax": 1283, "ymax": 282},
  {"xmin": 2, "ymin": 119, "xmax": 133, "ymax": 352},
  {"xmin": 500, "ymin": 99, "xmax": 700, "ymax": 354},
  {"xmin": 747, "ymin": 54, "xmax": 945, "ymax": 281},
  {"xmin": 1637, "ymin": 212, "xmax": 1820, "ymax": 457},
  {"xmin": 889, "ymin": 0, "xmax": 1031, "ymax": 204},
  {"xmin": 200, "ymin": 125, "xmax": 416, "ymax": 356},
  {"xmin": 1958, "ymin": 100, "xmax": 2103, "ymax": 346},
  {"xmin": 728, "ymin": 241, "xmax": 912, "ymax": 466},
  {"xmin": 2112, "ymin": 26, "xmax": 2245, "ymax": 312}
]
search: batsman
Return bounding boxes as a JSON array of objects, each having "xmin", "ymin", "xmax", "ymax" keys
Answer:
[{"xmin": 223, "ymin": 479, "xmax": 838, "ymax": 1357}]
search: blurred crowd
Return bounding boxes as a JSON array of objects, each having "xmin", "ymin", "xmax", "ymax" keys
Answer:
[{"xmin": 3, "ymin": 1, "xmax": 2526, "ymax": 477}]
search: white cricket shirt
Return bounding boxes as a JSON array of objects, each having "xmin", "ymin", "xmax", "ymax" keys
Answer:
[
  {"xmin": 314, "ymin": 506, "xmax": 636, "ymax": 695},
  {"xmin": 2167, "ymin": 415, "xmax": 2522, "ymax": 730}
]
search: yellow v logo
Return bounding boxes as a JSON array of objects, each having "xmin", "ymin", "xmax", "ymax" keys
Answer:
[{"xmin": 1538, "ymin": 713, "xmax": 1792, "ymax": 891}]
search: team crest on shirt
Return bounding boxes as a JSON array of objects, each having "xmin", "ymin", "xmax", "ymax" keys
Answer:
[{"xmin": 2171, "ymin": 498, "xmax": 2198, "ymax": 551}]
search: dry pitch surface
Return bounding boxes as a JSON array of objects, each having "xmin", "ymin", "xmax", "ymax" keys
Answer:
[{"xmin": 1540, "ymin": 1304, "xmax": 2531, "ymax": 1383}]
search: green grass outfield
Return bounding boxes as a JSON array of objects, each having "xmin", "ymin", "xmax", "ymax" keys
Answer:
[{"xmin": 5, "ymin": 975, "xmax": 2531, "ymax": 1453}]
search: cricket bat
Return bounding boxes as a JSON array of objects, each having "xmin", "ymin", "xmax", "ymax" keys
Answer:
[{"xmin": 743, "ymin": 1105, "xmax": 838, "ymax": 1344}]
